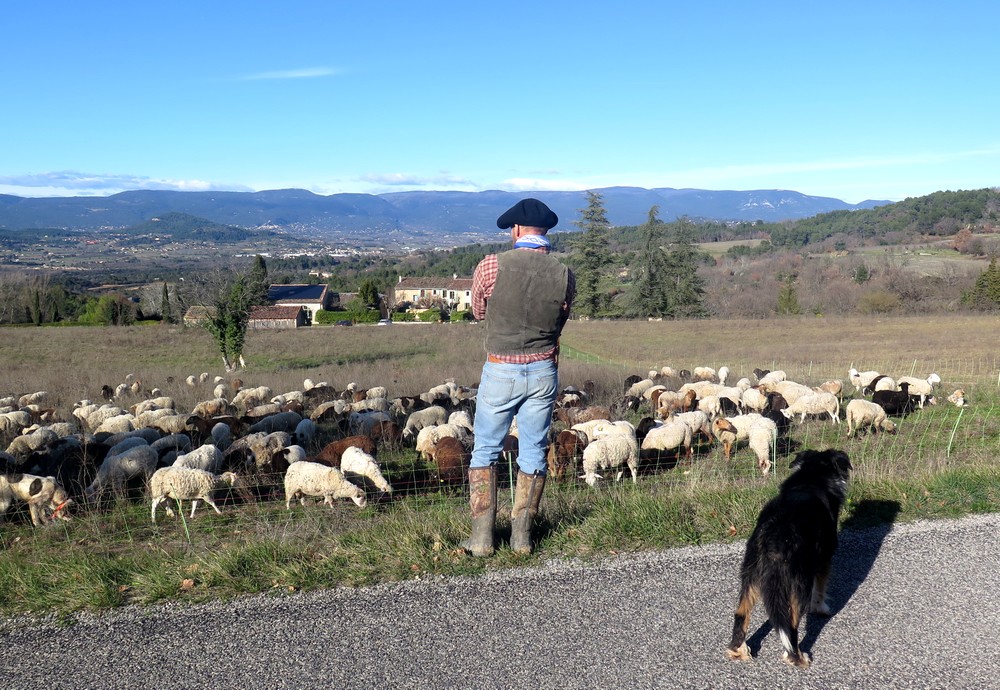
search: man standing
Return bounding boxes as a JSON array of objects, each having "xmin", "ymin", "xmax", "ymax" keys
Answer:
[{"xmin": 461, "ymin": 198, "xmax": 575, "ymax": 557}]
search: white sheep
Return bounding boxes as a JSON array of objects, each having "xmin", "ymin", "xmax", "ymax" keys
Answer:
[
  {"xmin": 896, "ymin": 373, "xmax": 941, "ymax": 409},
  {"xmin": 848, "ymin": 367, "xmax": 882, "ymax": 394},
  {"xmin": 340, "ymin": 446, "xmax": 393, "ymax": 495},
  {"xmin": 692, "ymin": 366, "xmax": 717, "ymax": 382},
  {"xmin": 447, "ymin": 410, "xmax": 475, "ymax": 434},
  {"xmin": 402, "ymin": 405, "xmax": 448, "ymax": 441},
  {"xmin": 756, "ymin": 370, "xmax": 787, "ymax": 387},
  {"xmin": 780, "ymin": 391, "xmax": 841, "ymax": 424},
  {"xmin": 739, "ymin": 386, "xmax": 769, "ymax": 413},
  {"xmin": 85, "ymin": 445, "xmax": 158, "ymax": 500},
  {"xmin": 349, "ymin": 410, "xmax": 392, "ymax": 436},
  {"xmin": 283, "ymin": 461, "xmax": 367, "ymax": 509},
  {"xmin": 172, "ymin": 443, "xmax": 224, "ymax": 473},
  {"xmin": 6, "ymin": 427, "xmax": 59, "ymax": 461},
  {"xmin": 149, "ymin": 467, "xmax": 238, "ymax": 523},
  {"xmin": 640, "ymin": 419, "xmax": 693, "ymax": 459},
  {"xmin": 713, "ymin": 416, "xmax": 777, "ymax": 475},
  {"xmin": 947, "ymin": 389, "xmax": 969, "ymax": 407},
  {"xmin": 758, "ymin": 379, "xmax": 814, "ymax": 405},
  {"xmin": 845, "ymin": 399, "xmax": 897, "ymax": 436},
  {"xmin": 232, "ymin": 385, "xmax": 273, "ymax": 410},
  {"xmin": 667, "ymin": 410, "xmax": 714, "ymax": 442},
  {"xmin": 717, "ymin": 366, "xmax": 730, "ymax": 386},
  {"xmin": 580, "ymin": 434, "xmax": 640, "ymax": 486},
  {"xmin": 94, "ymin": 413, "xmax": 136, "ymax": 435}
]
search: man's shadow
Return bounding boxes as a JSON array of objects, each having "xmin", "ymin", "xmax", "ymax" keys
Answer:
[{"xmin": 745, "ymin": 499, "xmax": 901, "ymax": 656}]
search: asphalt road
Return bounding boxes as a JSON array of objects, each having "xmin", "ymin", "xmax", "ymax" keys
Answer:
[{"xmin": 3, "ymin": 512, "xmax": 1000, "ymax": 690}]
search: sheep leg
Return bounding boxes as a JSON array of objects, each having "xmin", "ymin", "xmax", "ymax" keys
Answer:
[
  {"xmin": 205, "ymin": 498, "xmax": 222, "ymax": 515},
  {"xmin": 189, "ymin": 499, "xmax": 199, "ymax": 518},
  {"xmin": 29, "ymin": 503, "xmax": 46, "ymax": 527}
]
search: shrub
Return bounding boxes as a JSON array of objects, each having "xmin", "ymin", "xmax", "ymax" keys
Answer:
[
  {"xmin": 449, "ymin": 309, "xmax": 472, "ymax": 322},
  {"xmin": 417, "ymin": 308, "xmax": 443, "ymax": 323},
  {"xmin": 314, "ymin": 309, "xmax": 343, "ymax": 325},
  {"xmin": 392, "ymin": 312, "xmax": 415, "ymax": 322},
  {"xmin": 857, "ymin": 289, "xmax": 901, "ymax": 314}
]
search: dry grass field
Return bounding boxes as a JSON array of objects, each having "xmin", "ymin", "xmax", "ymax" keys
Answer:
[{"xmin": 1, "ymin": 314, "xmax": 998, "ymax": 615}]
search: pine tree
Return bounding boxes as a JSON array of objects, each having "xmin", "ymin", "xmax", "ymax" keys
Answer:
[
  {"xmin": 662, "ymin": 218, "xmax": 708, "ymax": 318},
  {"xmin": 776, "ymin": 274, "xmax": 802, "ymax": 315},
  {"xmin": 625, "ymin": 205, "xmax": 670, "ymax": 318},
  {"xmin": 161, "ymin": 281, "xmax": 174, "ymax": 324},
  {"xmin": 571, "ymin": 191, "xmax": 611, "ymax": 318},
  {"xmin": 963, "ymin": 257, "xmax": 1000, "ymax": 309}
]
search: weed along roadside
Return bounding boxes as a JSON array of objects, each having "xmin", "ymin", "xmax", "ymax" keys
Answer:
[{"xmin": 0, "ymin": 314, "xmax": 998, "ymax": 617}]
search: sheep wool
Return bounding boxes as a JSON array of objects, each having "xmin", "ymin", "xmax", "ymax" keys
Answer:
[
  {"xmin": 284, "ymin": 461, "xmax": 367, "ymax": 509},
  {"xmin": 149, "ymin": 467, "xmax": 238, "ymax": 523},
  {"xmin": 340, "ymin": 446, "xmax": 393, "ymax": 494},
  {"xmin": 580, "ymin": 434, "xmax": 640, "ymax": 486}
]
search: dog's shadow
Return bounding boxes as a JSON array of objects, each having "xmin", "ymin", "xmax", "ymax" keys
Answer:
[{"xmin": 745, "ymin": 499, "xmax": 901, "ymax": 658}]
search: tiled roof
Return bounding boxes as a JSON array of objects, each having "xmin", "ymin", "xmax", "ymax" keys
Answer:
[
  {"xmin": 396, "ymin": 277, "xmax": 473, "ymax": 290},
  {"xmin": 268, "ymin": 284, "xmax": 328, "ymax": 302},
  {"xmin": 249, "ymin": 305, "xmax": 303, "ymax": 320}
]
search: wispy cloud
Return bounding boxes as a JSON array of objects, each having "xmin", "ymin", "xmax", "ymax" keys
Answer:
[
  {"xmin": 242, "ymin": 67, "xmax": 341, "ymax": 81},
  {"xmin": 0, "ymin": 171, "xmax": 252, "ymax": 197},
  {"xmin": 502, "ymin": 177, "xmax": 592, "ymax": 192},
  {"xmin": 358, "ymin": 172, "xmax": 477, "ymax": 189}
]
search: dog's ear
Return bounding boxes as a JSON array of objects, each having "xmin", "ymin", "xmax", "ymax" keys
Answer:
[
  {"xmin": 789, "ymin": 449, "xmax": 817, "ymax": 470},
  {"xmin": 829, "ymin": 449, "xmax": 853, "ymax": 473}
]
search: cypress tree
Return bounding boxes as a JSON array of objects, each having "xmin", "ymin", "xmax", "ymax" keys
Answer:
[{"xmin": 571, "ymin": 191, "xmax": 611, "ymax": 318}]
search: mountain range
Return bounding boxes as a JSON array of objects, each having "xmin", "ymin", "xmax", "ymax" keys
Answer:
[{"xmin": 0, "ymin": 187, "xmax": 890, "ymax": 244}]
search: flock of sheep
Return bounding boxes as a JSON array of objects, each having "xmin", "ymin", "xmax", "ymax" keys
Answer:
[{"xmin": 0, "ymin": 360, "xmax": 970, "ymax": 530}]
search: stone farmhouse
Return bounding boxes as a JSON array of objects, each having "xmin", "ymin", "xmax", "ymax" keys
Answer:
[
  {"xmin": 394, "ymin": 274, "xmax": 474, "ymax": 312},
  {"xmin": 248, "ymin": 305, "xmax": 307, "ymax": 329}
]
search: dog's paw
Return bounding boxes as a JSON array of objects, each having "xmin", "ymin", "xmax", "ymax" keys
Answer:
[
  {"xmin": 726, "ymin": 643, "xmax": 752, "ymax": 661},
  {"xmin": 782, "ymin": 651, "xmax": 812, "ymax": 668}
]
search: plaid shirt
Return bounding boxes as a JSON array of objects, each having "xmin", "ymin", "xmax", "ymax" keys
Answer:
[{"xmin": 472, "ymin": 247, "xmax": 575, "ymax": 363}]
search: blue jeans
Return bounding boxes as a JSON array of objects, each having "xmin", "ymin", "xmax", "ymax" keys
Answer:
[{"xmin": 471, "ymin": 359, "xmax": 558, "ymax": 475}]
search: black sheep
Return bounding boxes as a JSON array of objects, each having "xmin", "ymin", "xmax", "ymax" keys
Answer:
[{"xmin": 872, "ymin": 382, "xmax": 918, "ymax": 416}]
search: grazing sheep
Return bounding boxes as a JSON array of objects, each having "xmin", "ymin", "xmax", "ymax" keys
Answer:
[
  {"xmin": 657, "ymin": 390, "xmax": 698, "ymax": 419},
  {"xmin": 149, "ymin": 467, "xmax": 238, "ymax": 523},
  {"xmin": 845, "ymin": 399, "xmax": 897, "ymax": 437},
  {"xmin": 283, "ymin": 461, "xmax": 367, "ymax": 509},
  {"xmin": 554, "ymin": 405, "xmax": 613, "ymax": 427},
  {"xmin": 249, "ymin": 410, "xmax": 302, "ymax": 435},
  {"xmin": 340, "ymin": 446, "xmax": 393, "ymax": 495},
  {"xmin": 94, "ymin": 413, "xmax": 136, "ymax": 436},
  {"xmin": 896, "ymin": 373, "xmax": 941, "ymax": 409},
  {"xmin": 191, "ymin": 398, "xmax": 235, "ymax": 419},
  {"xmin": 172, "ymin": 444, "xmax": 224, "ymax": 474},
  {"xmin": 447, "ymin": 410, "xmax": 474, "ymax": 434},
  {"xmin": 294, "ymin": 418, "xmax": 318, "ymax": 448},
  {"xmin": 402, "ymin": 405, "xmax": 448, "ymax": 442},
  {"xmin": 848, "ymin": 367, "xmax": 882, "ymax": 394},
  {"xmin": 758, "ymin": 379, "xmax": 814, "ymax": 406},
  {"xmin": 426, "ymin": 436, "xmax": 470, "ymax": 486},
  {"xmin": 668, "ymin": 410, "xmax": 715, "ymax": 443},
  {"xmin": 814, "ymin": 379, "xmax": 844, "ymax": 398},
  {"xmin": 756, "ymin": 370, "xmax": 787, "ymax": 387},
  {"xmin": 546, "ymin": 429, "xmax": 588, "ymax": 481},
  {"xmin": 692, "ymin": 366, "xmax": 717, "ymax": 382},
  {"xmin": 313, "ymin": 436, "xmax": 378, "ymax": 466},
  {"xmin": 640, "ymin": 419, "xmax": 693, "ymax": 460},
  {"xmin": 232, "ymin": 386, "xmax": 273, "ymax": 411},
  {"xmin": 713, "ymin": 416, "xmax": 777, "ymax": 475},
  {"xmin": 580, "ymin": 434, "xmax": 640, "ymax": 486},
  {"xmin": 872, "ymin": 382, "xmax": 917, "ymax": 416},
  {"xmin": 84, "ymin": 444, "xmax": 158, "ymax": 500},
  {"xmin": 6, "ymin": 427, "xmax": 59, "ymax": 462},
  {"xmin": 0, "ymin": 473, "xmax": 73, "ymax": 525},
  {"xmin": 274, "ymin": 444, "xmax": 309, "ymax": 465},
  {"xmin": 349, "ymin": 410, "xmax": 392, "ymax": 436},
  {"xmin": 210, "ymin": 422, "xmax": 233, "ymax": 451},
  {"xmin": 739, "ymin": 386, "xmax": 769, "ymax": 413},
  {"xmin": 779, "ymin": 391, "xmax": 841, "ymax": 424},
  {"xmin": 415, "ymin": 423, "xmax": 471, "ymax": 459}
]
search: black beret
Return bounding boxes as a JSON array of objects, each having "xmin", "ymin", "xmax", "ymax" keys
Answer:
[{"xmin": 496, "ymin": 198, "xmax": 558, "ymax": 230}]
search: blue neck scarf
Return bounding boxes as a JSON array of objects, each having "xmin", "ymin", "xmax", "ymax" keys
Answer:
[{"xmin": 514, "ymin": 234, "xmax": 551, "ymax": 251}]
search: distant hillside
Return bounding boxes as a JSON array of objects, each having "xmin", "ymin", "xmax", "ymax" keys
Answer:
[
  {"xmin": 123, "ymin": 212, "xmax": 272, "ymax": 242},
  {"xmin": 0, "ymin": 187, "xmax": 890, "ymax": 243}
]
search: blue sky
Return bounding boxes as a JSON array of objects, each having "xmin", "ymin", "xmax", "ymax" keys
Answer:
[{"xmin": 3, "ymin": 1, "xmax": 998, "ymax": 204}]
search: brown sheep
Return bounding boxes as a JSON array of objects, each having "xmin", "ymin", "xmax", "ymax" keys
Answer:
[
  {"xmin": 312, "ymin": 435, "xmax": 377, "ymax": 466},
  {"xmin": 427, "ymin": 436, "xmax": 470, "ymax": 486},
  {"xmin": 368, "ymin": 420, "xmax": 403, "ymax": 447},
  {"xmin": 657, "ymin": 389, "xmax": 698, "ymax": 418},
  {"xmin": 546, "ymin": 429, "xmax": 588, "ymax": 481},
  {"xmin": 554, "ymin": 405, "xmax": 612, "ymax": 427}
]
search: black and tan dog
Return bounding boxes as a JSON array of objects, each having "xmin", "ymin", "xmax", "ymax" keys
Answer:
[{"xmin": 726, "ymin": 448, "xmax": 852, "ymax": 668}]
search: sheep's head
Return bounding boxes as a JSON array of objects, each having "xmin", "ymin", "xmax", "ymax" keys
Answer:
[{"xmin": 882, "ymin": 420, "xmax": 898, "ymax": 434}]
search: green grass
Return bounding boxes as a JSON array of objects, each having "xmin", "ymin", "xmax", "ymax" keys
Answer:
[{"xmin": 1, "ymin": 314, "xmax": 999, "ymax": 617}]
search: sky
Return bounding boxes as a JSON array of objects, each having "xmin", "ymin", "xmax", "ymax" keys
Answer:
[{"xmin": 3, "ymin": 1, "xmax": 998, "ymax": 205}]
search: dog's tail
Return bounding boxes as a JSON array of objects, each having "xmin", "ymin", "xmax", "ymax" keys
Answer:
[{"xmin": 761, "ymin": 568, "xmax": 812, "ymax": 667}]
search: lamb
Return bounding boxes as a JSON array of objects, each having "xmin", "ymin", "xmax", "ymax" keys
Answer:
[
  {"xmin": 845, "ymin": 399, "xmax": 898, "ymax": 437},
  {"xmin": 283, "ymin": 461, "xmax": 367, "ymax": 509},
  {"xmin": 896, "ymin": 373, "xmax": 941, "ymax": 408},
  {"xmin": 546, "ymin": 429, "xmax": 588, "ymax": 480},
  {"xmin": 640, "ymin": 419, "xmax": 693, "ymax": 459},
  {"xmin": 402, "ymin": 405, "xmax": 448, "ymax": 442},
  {"xmin": 0, "ymin": 473, "xmax": 73, "ymax": 526},
  {"xmin": 84, "ymin": 444, "xmax": 158, "ymax": 500},
  {"xmin": 149, "ymin": 467, "xmax": 239, "ymax": 523},
  {"xmin": 172, "ymin": 444, "xmax": 224, "ymax": 474},
  {"xmin": 779, "ymin": 391, "xmax": 840, "ymax": 424},
  {"xmin": 579, "ymin": 434, "xmax": 640, "ymax": 486},
  {"xmin": 340, "ymin": 446, "xmax": 393, "ymax": 495}
]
